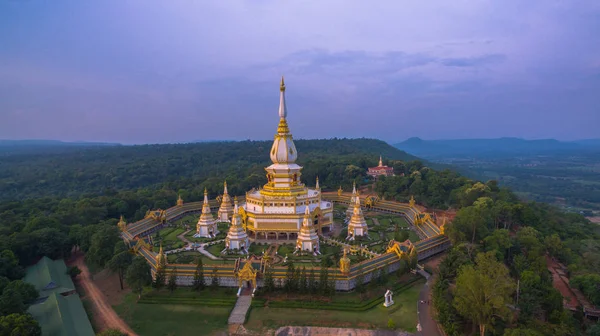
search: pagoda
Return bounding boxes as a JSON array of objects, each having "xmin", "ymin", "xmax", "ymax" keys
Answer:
[
  {"xmin": 367, "ymin": 156, "xmax": 394, "ymax": 178},
  {"xmin": 195, "ymin": 188, "xmax": 218, "ymax": 238},
  {"xmin": 225, "ymin": 198, "xmax": 249, "ymax": 253},
  {"xmin": 346, "ymin": 182, "xmax": 358, "ymax": 218},
  {"xmin": 295, "ymin": 205, "xmax": 320, "ymax": 254},
  {"xmin": 347, "ymin": 195, "xmax": 369, "ymax": 240},
  {"xmin": 241, "ymin": 77, "xmax": 334, "ymax": 241},
  {"xmin": 217, "ymin": 181, "xmax": 234, "ymax": 222}
]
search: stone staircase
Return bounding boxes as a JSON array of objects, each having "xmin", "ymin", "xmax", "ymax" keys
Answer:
[{"xmin": 228, "ymin": 295, "xmax": 252, "ymax": 325}]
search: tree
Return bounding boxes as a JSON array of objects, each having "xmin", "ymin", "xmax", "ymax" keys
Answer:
[
  {"xmin": 308, "ymin": 269, "xmax": 316, "ymax": 294},
  {"xmin": 503, "ymin": 328, "xmax": 543, "ymax": 336},
  {"xmin": 86, "ymin": 225, "xmax": 120, "ymax": 267},
  {"xmin": 588, "ymin": 322, "xmax": 600, "ymax": 336},
  {"xmin": 453, "ymin": 252, "xmax": 515, "ymax": 336},
  {"xmin": 264, "ymin": 267, "xmax": 275, "ymax": 293},
  {"xmin": 284, "ymin": 263, "xmax": 295, "ymax": 293},
  {"xmin": 4, "ymin": 280, "xmax": 37, "ymax": 304},
  {"xmin": 319, "ymin": 266, "xmax": 329, "ymax": 295},
  {"xmin": 154, "ymin": 258, "xmax": 167, "ymax": 290},
  {"xmin": 299, "ymin": 267, "xmax": 307, "ymax": 294},
  {"xmin": 394, "ymin": 230, "xmax": 408, "ymax": 242},
  {"xmin": 96, "ymin": 329, "xmax": 127, "ymax": 336},
  {"xmin": 107, "ymin": 251, "xmax": 132, "ymax": 290},
  {"xmin": 192, "ymin": 258, "xmax": 205, "ymax": 291},
  {"xmin": 0, "ymin": 288, "xmax": 25, "ymax": 315},
  {"xmin": 387, "ymin": 318, "xmax": 396, "ymax": 330},
  {"xmin": 167, "ymin": 267, "xmax": 178, "ymax": 293},
  {"xmin": 0, "ymin": 313, "xmax": 41, "ymax": 336},
  {"xmin": 125, "ymin": 256, "xmax": 151, "ymax": 299},
  {"xmin": 210, "ymin": 268, "xmax": 219, "ymax": 289},
  {"xmin": 0, "ymin": 250, "xmax": 24, "ymax": 281},
  {"xmin": 67, "ymin": 266, "xmax": 82, "ymax": 278}
]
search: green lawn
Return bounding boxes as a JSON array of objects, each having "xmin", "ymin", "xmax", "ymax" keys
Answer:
[
  {"xmin": 206, "ymin": 242, "xmax": 226, "ymax": 256},
  {"xmin": 166, "ymin": 251, "xmax": 234, "ymax": 265},
  {"xmin": 246, "ymin": 278, "xmax": 424, "ymax": 333},
  {"xmin": 114, "ymin": 292, "xmax": 231, "ymax": 336}
]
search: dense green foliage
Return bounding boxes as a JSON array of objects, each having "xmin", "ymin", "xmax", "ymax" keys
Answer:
[
  {"xmin": 0, "ymin": 139, "xmax": 599, "ymax": 335},
  {"xmin": 0, "ymin": 138, "xmax": 417, "ymax": 201}
]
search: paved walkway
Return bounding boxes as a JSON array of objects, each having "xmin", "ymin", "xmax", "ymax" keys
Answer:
[
  {"xmin": 416, "ymin": 277, "xmax": 441, "ymax": 336},
  {"xmin": 275, "ymin": 326, "xmax": 413, "ymax": 335},
  {"xmin": 228, "ymin": 296, "xmax": 252, "ymax": 324}
]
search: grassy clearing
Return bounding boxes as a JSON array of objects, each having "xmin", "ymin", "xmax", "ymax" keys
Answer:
[
  {"xmin": 114, "ymin": 292, "xmax": 230, "ymax": 336},
  {"xmin": 246, "ymin": 278, "xmax": 424, "ymax": 333}
]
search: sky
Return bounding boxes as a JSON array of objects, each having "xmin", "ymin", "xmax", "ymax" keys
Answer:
[{"xmin": 1, "ymin": 1, "xmax": 599, "ymax": 145}]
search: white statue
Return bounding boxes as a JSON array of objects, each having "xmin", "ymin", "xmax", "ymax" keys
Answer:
[{"xmin": 384, "ymin": 289, "xmax": 394, "ymax": 307}]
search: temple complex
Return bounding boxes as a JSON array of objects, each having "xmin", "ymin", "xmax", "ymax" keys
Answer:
[
  {"xmin": 225, "ymin": 198, "xmax": 249, "ymax": 252},
  {"xmin": 367, "ymin": 156, "xmax": 394, "ymax": 178},
  {"xmin": 218, "ymin": 181, "xmax": 234, "ymax": 221},
  {"xmin": 347, "ymin": 194, "xmax": 369, "ymax": 239},
  {"xmin": 240, "ymin": 77, "xmax": 334, "ymax": 242},
  {"xmin": 195, "ymin": 188, "xmax": 218, "ymax": 238}
]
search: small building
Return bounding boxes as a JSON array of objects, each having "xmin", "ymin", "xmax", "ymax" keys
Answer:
[
  {"xmin": 27, "ymin": 292, "xmax": 95, "ymax": 336},
  {"xmin": 25, "ymin": 257, "xmax": 94, "ymax": 336},
  {"xmin": 24, "ymin": 256, "xmax": 76, "ymax": 300},
  {"xmin": 367, "ymin": 156, "xmax": 394, "ymax": 178}
]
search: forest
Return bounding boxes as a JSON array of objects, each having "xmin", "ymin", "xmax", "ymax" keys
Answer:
[{"xmin": 0, "ymin": 138, "xmax": 599, "ymax": 335}]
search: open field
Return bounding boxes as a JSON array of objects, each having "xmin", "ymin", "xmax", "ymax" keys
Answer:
[
  {"xmin": 246, "ymin": 278, "xmax": 424, "ymax": 333},
  {"xmin": 114, "ymin": 291, "xmax": 231, "ymax": 336}
]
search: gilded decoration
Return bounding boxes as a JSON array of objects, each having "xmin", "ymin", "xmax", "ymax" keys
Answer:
[
  {"xmin": 133, "ymin": 238, "xmax": 151, "ymax": 254},
  {"xmin": 238, "ymin": 206, "xmax": 248, "ymax": 230},
  {"xmin": 117, "ymin": 215, "xmax": 127, "ymax": 232},
  {"xmin": 340, "ymin": 249, "xmax": 351, "ymax": 274},
  {"xmin": 237, "ymin": 261, "xmax": 257, "ymax": 287},
  {"xmin": 145, "ymin": 209, "xmax": 167, "ymax": 223},
  {"xmin": 409, "ymin": 195, "xmax": 415, "ymax": 208}
]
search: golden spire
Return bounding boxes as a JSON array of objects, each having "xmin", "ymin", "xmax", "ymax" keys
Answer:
[
  {"xmin": 280, "ymin": 76, "xmax": 285, "ymax": 92},
  {"xmin": 340, "ymin": 248, "xmax": 351, "ymax": 274},
  {"xmin": 156, "ymin": 242, "xmax": 167, "ymax": 266},
  {"xmin": 118, "ymin": 215, "xmax": 126, "ymax": 231},
  {"xmin": 379, "ymin": 155, "xmax": 383, "ymax": 167},
  {"xmin": 177, "ymin": 193, "xmax": 184, "ymax": 206},
  {"xmin": 223, "ymin": 180, "xmax": 228, "ymax": 194},
  {"xmin": 315, "ymin": 176, "xmax": 320, "ymax": 190}
]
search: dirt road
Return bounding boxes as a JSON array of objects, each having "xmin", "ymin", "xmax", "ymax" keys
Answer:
[{"xmin": 70, "ymin": 253, "xmax": 138, "ymax": 336}]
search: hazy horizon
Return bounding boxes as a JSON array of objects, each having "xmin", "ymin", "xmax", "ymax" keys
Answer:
[{"xmin": 1, "ymin": 1, "xmax": 599, "ymax": 144}]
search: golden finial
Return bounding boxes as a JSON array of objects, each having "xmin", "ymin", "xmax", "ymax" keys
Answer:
[
  {"xmin": 204, "ymin": 187, "xmax": 208, "ymax": 195},
  {"xmin": 280, "ymin": 76, "xmax": 285, "ymax": 92}
]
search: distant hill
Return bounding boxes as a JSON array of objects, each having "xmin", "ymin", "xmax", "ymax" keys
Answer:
[
  {"xmin": 0, "ymin": 139, "xmax": 121, "ymax": 156},
  {"xmin": 394, "ymin": 137, "xmax": 599, "ymax": 159},
  {"xmin": 0, "ymin": 138, "xmax": 421, "ymax": 200},
  {"xmin": 0, "ymin": 139, "xmax": 120, "ymax": 147}
]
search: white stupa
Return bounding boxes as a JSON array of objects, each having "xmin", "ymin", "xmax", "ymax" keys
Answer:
[
  {"xmin": 347, "ymin": 194, "xmax": 369, "ymax": 240},
  {"xmin": 217, "ymin": 181, "xmax": 234, "ymax": 222},
  {"xmin": 225, "ymin": 198, "xmax": 249, "ymax": 253},
  {"xmin": 194, "ymin": 188, "xmax": 218, "ymax": 238},
  {"xmin": 295, "ymin": 205, "xmax": 320, "ymax": 254}
]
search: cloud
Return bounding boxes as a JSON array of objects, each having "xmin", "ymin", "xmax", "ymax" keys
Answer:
[
  {"xmin": 440, "ymin": 54, "xmax": 507, "ymax": 67},
  {"xmin": 0, "ymin": 0, "xmax": 599, "ymax": 143}
]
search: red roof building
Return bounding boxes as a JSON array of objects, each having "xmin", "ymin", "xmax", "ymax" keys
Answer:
[{"xmin": 368, "ymin": 156, "xmax": 394, "ymax": 178}]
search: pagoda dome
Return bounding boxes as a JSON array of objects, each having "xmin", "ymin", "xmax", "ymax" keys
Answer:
[{"xmin": 270, "ymin": 130, "xmax": 298, "ymax": 164}]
